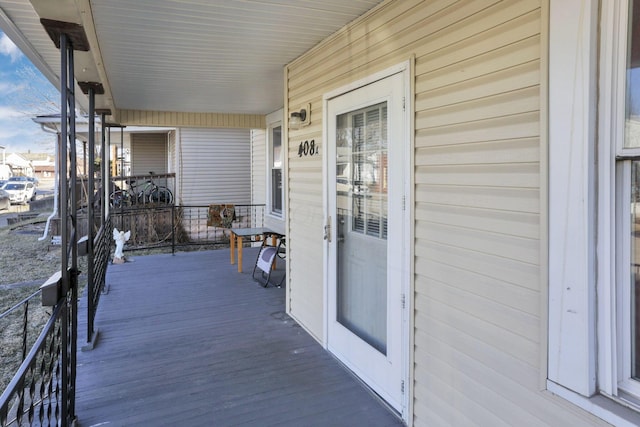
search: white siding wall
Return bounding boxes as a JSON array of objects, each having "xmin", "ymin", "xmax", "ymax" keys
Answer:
[
  {"xmin": 116, "ymin": 109, "xmax": 265, "ymax": 129},
  {"xmin": 286, "ymin": 0, "xmax": 607, "ymax": 425},
  {"xmin": 108, "ymin": 132, "xmax": 132, "ymax": 176},
  {"xmin": 168, "ymin": 130, "xmax": 176, "ymax": 175},
  {"xmin": 130, "ymin": 133, "xmax": 168, "ymax": 175},
  {"xmin": 179, "ymin": 128, "xmax": 250, "ymax": 206},
  {"xmin": 251, "ymin": 129, "xmax": 266, "ymax": 228},
  {"xmin": 251, "ymin": 129, "xmax": 266, "ymax": 205},
  {"xmin": 167, "ymin": 130, "xmax": 177, "ymax": 199}
]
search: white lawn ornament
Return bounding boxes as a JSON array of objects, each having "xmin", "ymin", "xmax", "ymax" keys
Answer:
[{"xmin": 113, "ymin": 228, "xmax": 131, "ymax": 264}]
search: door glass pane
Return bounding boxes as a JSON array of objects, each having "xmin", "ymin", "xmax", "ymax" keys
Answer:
[
  {"xmin": 336, "ymin": 102, "xmax": 388, "ymax": 354},
  {"xmin": 632, "ymin": 161, "xmax": 640, "ymax": 379}
]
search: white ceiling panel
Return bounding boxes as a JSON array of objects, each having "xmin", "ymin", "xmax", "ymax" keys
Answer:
[{"xmin": 0, "ymin": 0, "xmax": 384, "ymax": 116}]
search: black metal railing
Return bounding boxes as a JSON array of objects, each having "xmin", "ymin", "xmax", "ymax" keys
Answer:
[
  {"xmin": 108, "ymin": 172, "xmax": 175, "ymax": 208},
  {"xmin": 178, "ymin": 204, "xmax": 265, "ymax": 244},
  {"xmin": 0, "ymin": 292, "xmax": 73, "ymax": 426},
  {"xmin": 86, "ymin": 215, "xmax": 112, "ymax": 345},
  {"xmin": 110, "ymin": 204, "xmax": 265, "ymax": 253},
  {"xmin": 0, "ymin": 291, "xmax": 43, "ymax": 390},
  {"xmin": 0, "ymin": 24, "xmax": 110, "ymax": 425},
  {"xmin": 87, "ymin": 173, "xmax": 175, "ymax": 215}
]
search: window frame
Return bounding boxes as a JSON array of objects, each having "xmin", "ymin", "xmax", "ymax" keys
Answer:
[
  {"xmin": 597, "ymin": 0, "xmax": 627, "ymax": 399},
  {"xmin": 548, "ymin": 1, "xmax": 640, "ymax": 422},
  {"xmin": 610, "ymin": 0, "xmax": 640, "ymax": 398},
  {"xmin": 267, "ymin": 120, "xmax": 283, "ymax": 218},
  {"xmin": 598, "ymin": 0, "xmax": 640, "ymax": 400}
]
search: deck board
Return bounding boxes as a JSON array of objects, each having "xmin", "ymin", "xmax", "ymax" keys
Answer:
[{"xmin": 75, "ymin": 248, "xmax": 403, "ymax": 426}]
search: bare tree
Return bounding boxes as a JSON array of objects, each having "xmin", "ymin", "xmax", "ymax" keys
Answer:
[{"xmin": 14, "ymin": 65, "xmax": 59, "ymax": 116}]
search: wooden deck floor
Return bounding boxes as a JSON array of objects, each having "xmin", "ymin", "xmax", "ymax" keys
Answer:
[{"xmin": 75, "ymin": 248, "xmax": 403, "ymax": 427}]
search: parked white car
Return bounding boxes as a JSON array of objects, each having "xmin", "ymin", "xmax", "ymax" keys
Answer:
[{"xmin": 2, "ymin": 181, "xmax": 36, "ymax": 204}]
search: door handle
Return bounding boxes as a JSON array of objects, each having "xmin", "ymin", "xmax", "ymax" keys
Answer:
[{"xmin": 324, "ymin": 217, "xmax": 331, "ymax": 242}]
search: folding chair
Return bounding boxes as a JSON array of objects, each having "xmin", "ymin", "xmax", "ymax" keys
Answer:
[{"xmin": 252, "ymin": 234, "xmax": 286, "ymax": 288}]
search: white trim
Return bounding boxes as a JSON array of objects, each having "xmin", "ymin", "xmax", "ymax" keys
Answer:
[
  {"xmin": 550, "ymin": 0, "xmax": 640, "ymax": 419},
  {"xmin": 176, "ymin": 128, "xmax": 183, "ymax": 205},
  {"xmin": 322, "ymin": 94, "xmax": 330, "ymax": 346},
  {"xmin": 597, "ymin": 0, "xmax": 626, "ymax": 397},
  {"xmin": 600, "ymin": 0, "xmax": 640, "ymax": 402},
  {"xmin": 283, "ymin": 66, "xmax": 291, "ymax": 315},
  {"xmin": 323, "ymin": 62, "xmax": 410, "ymax": 102},
  {"xmin": 539, "ymin": 0, "xmax": 551, "ymax": 390},
  {"xmin": 266, "ymin": 109, "xmax": 284, "ymax": 219},
  {"xmin": 322, "ymin": 60, "xmax": 411, "ymax": 423},
  {"xmin": 547, "ymin": 381, "xmax": 640, "ymax": 426},
  {"xmin": 617, "ymin": 162, "xmax": 640, "ymax": 396},
  {"xmin": 548, "ymin": 0, "xmax": 599, "ymax": 397},
  {"xmin": 406, "ymin": 54, "xmax": 416, "ymax": 425}
]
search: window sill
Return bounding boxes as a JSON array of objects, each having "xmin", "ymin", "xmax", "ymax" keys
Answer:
[{"xmin": 547, "ymin": 380, "xmax": 640, "ymax": 426}]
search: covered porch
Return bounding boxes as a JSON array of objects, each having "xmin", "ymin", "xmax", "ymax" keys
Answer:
[{"xmin": 75, "ymin": 247, "xmax": 401, "ymax": 426}]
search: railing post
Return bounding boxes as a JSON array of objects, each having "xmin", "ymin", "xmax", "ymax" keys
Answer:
[
  {"xmin": 80, "ymin": 83, "xmax": 104, "ymax": 351},
  {"xmin": 57, "ymin": 29, "xmax": 71, "ymax": 427},
  {"xmin": 61, "ymin": 294, "xmax": 70, "ymax": 424},
  {"xmin": 40, "ymin": 17, "xmax": 90, "ymax": 425},
  {"xmin": 68, "ymin": 38, "xmax": 79, "ymax": 426},
  {"xmin": 87, "ymin": 86, "xmax": 96, "ymax": 347},
  {"xmin": 21, "ymin": 299, "xmax": 28, "ymax": 361},
  {"xmin": 172, "ymin": 204, "xmax": 176, "ymax": 255}
]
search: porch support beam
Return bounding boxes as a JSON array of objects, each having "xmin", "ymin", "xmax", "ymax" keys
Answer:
[{"xmin": 81, "ymin": 82, "xmax": 102, "ymax": 350}]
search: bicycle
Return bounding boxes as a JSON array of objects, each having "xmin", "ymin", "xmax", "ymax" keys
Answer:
[{"xmin": 110, "ymin": 172, "xmax": 174, "ymax": 208}]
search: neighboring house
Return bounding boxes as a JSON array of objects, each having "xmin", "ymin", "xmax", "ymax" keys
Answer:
[
  {"xmin": 5, "ymin": 153, "xmax": 33, "ymax": 177},
  {"xmin": 30, "ymin": 156, "xmax": 55, "ymax": 179},
  {"xmin": 33, "ymin": 116, "xmax": 252, "ymax": 207},
  {"xmin": 0, "ymin": 164, "xmax": 11, "ymax": 180},
  {"xmin": 4, "ymin": 1, "xmax": 640, "ymax": 426},
  {"xmin": 35, "ymin": 165, "xmax": 54, "ymax": 179}
]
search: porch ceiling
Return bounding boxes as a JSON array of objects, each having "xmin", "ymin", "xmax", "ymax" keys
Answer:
[{"xmin": 0, "ymin": 0, "xmax": 384, "ymax": 117}]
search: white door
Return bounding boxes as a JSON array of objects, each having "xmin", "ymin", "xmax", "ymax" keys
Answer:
[{"xmin": 326, "ymin": 71, "xmax": 407, "ymax": 411}]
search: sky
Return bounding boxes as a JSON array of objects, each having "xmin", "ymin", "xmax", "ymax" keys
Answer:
[{"xmin": 0, "ymin": 30, "xmax": 59, "ymax": 155}]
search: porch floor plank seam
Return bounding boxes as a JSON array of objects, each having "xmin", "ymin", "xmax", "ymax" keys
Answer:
[{"xmin": 75, "ymin": 248, "xmax": 403, "ymax": 426}]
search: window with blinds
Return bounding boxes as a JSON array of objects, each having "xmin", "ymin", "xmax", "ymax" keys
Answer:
[{"xmin": 349, "ymin": 103, "xmax": 388, "ymax": 240}]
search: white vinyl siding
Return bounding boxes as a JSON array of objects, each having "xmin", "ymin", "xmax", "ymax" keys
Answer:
[
  {"xmin": 251, "ymin": 129, "xmax": 266, "ymax": 205},
  {"xmin": 116, "ymin": 109, "xmax": 265, "ymax": 129},
  {"xmin": 168, "ymin": 131, "xmax": 176, "ymax": 175},
  {"xmin": 286, "ymin": 0, "xmax": 607, "ymax": 425},
  {"xmin": 179, "ymin": 128, "xmax": 250, "ymax": 206},
  {"xmin": 130, "ymin": 133, "xmax": 167, "ymax": 176},
  {"xmin": 167, "ymin": 130, "xmax": 177, "ymax": 200},
  {"xmin": 251, "ymin": 129, "xmax": 267, "ymax": 229}
]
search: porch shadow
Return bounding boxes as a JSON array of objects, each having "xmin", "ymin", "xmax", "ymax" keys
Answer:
[{"xmin": 75, "ymin": 248, "xmax": 403, "ymax": 426}]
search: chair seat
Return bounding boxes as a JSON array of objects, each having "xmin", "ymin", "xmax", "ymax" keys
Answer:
[
  {"xmin": 252, "ymin": 235, "xmax": 286, "ymax": 288},
  {"xmin": 256, "ymin": 246, "xmax": 278, "ymax": 274}
]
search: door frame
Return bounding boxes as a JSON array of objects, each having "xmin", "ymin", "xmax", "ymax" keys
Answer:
[{"xmin": 322, "ymin": 61, "xmax": 413, "ymax": 421}]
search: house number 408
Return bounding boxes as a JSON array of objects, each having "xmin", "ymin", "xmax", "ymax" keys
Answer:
[{"xmin": 298, "ymin": 139, "xmax": 318, "ymax": 157}]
